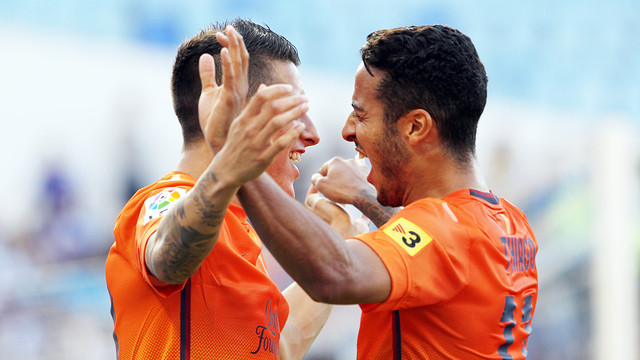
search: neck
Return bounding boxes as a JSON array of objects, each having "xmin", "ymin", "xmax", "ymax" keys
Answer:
[
  {"xmin": 175, "ymin": 140, "xmax": 213, "ymax": 179},
  {"xmin": 176, "ymin": 140, "xmax": 242, "ymax": 207},
  {"xmin": 403, "ymin": 154, "xmax": 489, "ymax": 205}
]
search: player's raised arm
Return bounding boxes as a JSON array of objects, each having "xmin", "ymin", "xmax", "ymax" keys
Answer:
[
  {"xmin": 145, "ymin": 26, "xmax": 250, "ymax": 284},
  {"xmin": 145, "ymin": 25, "xmax": 307, "ymax": 285}
]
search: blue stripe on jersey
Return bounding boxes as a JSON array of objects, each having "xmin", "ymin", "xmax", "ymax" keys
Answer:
[
  {"xmin": 470, "ymin": 189, "xmax": 500, "ymax": 205},
  {"xmin": 108, "ymin": 290, "xmax": 119, "ymax": 359},
  {"xmin": 180, "ymin": 280, "xmax": 191, "ymax": 360},
  {"xmin": 392, "ymin": 310, "xmax": 402, "ymax": 360}
]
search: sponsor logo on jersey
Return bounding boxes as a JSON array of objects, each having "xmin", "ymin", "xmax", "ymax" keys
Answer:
[
  {"xmin": 251, "ymin": 298, "xmax": 280, "ymax": 357},
  {"xmin": 382, "ymin": 217, "xmax": 433, "ymax": 256},
  {"xmin": 143, "ymin": 188, "xmax": 186, "ymax": 224}
]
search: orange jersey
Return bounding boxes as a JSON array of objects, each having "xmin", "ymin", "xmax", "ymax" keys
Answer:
[
  {"xmin": 355, "ymin": 189, "xmax": 538, "ymax": 360},
  {"xmin": 105, "ymin": 172, "xmax": 289, "ymax": 359}
]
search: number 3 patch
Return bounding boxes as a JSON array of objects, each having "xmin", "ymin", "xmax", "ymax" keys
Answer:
[{"xmin": 382, "ymin": 217, "xmax": 433, "ymax": 256}]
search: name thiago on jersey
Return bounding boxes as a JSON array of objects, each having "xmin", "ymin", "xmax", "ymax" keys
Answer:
[{"xmin": 500, "ymin": 236, "xmax": 536, "ymax": 272}]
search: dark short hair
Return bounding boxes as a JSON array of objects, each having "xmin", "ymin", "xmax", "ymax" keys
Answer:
[
  {"xmin": 171, "ymin": 18, "xmax": 300, "ymax": 145},
  {"xmin": 360, "ymin": 25, "xmax": 488, "ymax": 163}
]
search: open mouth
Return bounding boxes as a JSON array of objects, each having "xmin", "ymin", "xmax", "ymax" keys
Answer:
[
  {"xmin": 355, "ymin": 146, "xmax": 367, "ymax": 159},
  {"xmin": 289, "ymin": 152, "xmax": 301, "ymax": 162}
]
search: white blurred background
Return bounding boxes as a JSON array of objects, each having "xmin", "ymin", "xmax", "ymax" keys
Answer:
[{"xmin": 0, "ymin": 1, "xmax": 639, "ymax": 359}]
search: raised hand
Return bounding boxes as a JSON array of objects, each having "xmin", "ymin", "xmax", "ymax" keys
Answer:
[
  {"xmin": 210, "ymin": 83, "xmax": 309, "ymax": 187},
  {"xmin": 198, "ymin": 25, "xmax": 250, "ymax": 152},
  {"xmin": 311, "ymin": 156, "xmax": 374, "ymax": 205},
  {"xmin": 311, "ymin": 156, "xmax": 399, "ymax": 227}
]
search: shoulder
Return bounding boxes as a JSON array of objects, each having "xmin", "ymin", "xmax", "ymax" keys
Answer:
[
  {"xmin": 358, "ymin": 198, "xmax": 464, "ymax": 254},
  {"xmin": 499, "ymin": 197, "xmax": 528, "ymax": 219},
  {"xmin": 384, "ymin": 198, "xmax": 459, "ymax": 231},
  {"xmin": 118, "ymin": 172, "xmax": 196, "ymax": 225}
]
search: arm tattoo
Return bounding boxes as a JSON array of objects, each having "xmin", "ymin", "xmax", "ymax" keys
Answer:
[
  {"xmin": 192, "ymin": 171, "xmax": 227, "ymax": 227},
  {"xmin": 153, "ymin": 171, "xmax": 228, "ymax": 283},
  {"xmin": 353, "ymin": 190, "xmax": 400, "ymax": 228}
]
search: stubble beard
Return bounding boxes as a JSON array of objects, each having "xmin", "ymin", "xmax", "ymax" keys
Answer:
[{"xmin": 374, "ymin": 129, "xmax": 410, "ymax": 207}]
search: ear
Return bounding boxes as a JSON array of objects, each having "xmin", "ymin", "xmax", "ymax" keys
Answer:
[{"xmin": 398, "ymin": 109, "xmax": 433, "ymax": 146}]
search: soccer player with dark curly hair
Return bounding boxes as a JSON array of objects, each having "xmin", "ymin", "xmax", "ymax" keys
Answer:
[{"xmin": 210, "ymin": 24, "xmax": 539, "ymax": 359}]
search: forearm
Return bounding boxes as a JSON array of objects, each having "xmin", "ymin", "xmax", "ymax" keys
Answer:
[
  {"xmin": 146, "ymin": 168, "xmax": 239, "ymax": 284},
  {"xmin": 279, "ymin": 283, "xmax": 332, "ymax": 360},
  {"xmin": 352, "ymin": 189, "xmax": 401, "ymax": 228},
  {"xmin": 238, "ymin": 174, "xmax": 356, "ymax": 303}
]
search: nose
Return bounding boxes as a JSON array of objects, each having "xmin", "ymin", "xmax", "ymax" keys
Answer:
[
  {"xmin": 342, "ymin": 114, "xmax": 356, "ymax": 143},
  {"xmin": 299, "ymin": 113, "xmax": 320, "ymax": 147}
]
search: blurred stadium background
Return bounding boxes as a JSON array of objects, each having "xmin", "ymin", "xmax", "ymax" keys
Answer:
[{"xmin": 1, "ymin": 1, "xmax": 639, "ymax": 359}]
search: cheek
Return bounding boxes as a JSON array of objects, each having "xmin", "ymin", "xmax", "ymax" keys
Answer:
[
  {"xmin": 265, "ymin": 149, "xmax": 296, "ymax": 198},
  {"xmin": 266, "ymin": 149, "xmax": 291, "ymax": 176}
]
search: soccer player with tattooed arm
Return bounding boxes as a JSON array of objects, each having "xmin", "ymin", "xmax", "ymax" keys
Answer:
[
  {"xmin": 206, "ymin": 24, "xmax": 539, "ymax": 359},
  {"xmin": 105, "ymin": 19, "xmax": 367, "ymax": 359}
]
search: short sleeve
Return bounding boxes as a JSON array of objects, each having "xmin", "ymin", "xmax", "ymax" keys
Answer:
[
  {"xmin": 358, "ymin": 203, "xmax": 470, "ymax": 313},
  {"xmin": 134, "ymin": 188, "xmax": 189, "ymax": 297}
]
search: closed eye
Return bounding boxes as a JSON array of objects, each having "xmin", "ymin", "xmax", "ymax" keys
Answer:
[{"xmin": 350, "ymin": 111, "xmax": 363, "ymax": 121}]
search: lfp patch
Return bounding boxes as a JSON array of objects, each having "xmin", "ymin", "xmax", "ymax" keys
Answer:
[
  {"xmin": 382, "ymin": 217, "xmax": 432, "ymax": 256},
  {"xmin": 143, "ymin": 188, "xmax": 187, "ymax": 224}
]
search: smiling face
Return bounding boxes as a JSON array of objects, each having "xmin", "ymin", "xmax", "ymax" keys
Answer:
[
  {"xmin": 342, "ymin": 63, "xmax": 410, "ymax": 207},
  {"xmin": 265, "ymin": 60, "xmax": 320, "ymax": 197}
]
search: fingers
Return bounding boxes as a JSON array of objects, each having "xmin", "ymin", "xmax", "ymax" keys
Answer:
[
  {"xmin": 257, "ymin": 97, "xmax": 309, "ymax": 141},
  {"xmin": 305, "ymin": 186, "xmax": 320, "ymax": 209},
  {"xmin": 262, "ymin": 121, "xmax": 305, "ymax": 160},
  {"xmin": 199, "ymin": 53, "xmax": 217, "ymax": 92},
  {"xmin": 317, "ymin": 159, "xmax": 330, "ymax": 177},
  {"xmin": 317, "ymin": 156, "xmax": 346, "ymax": 177},
  {"xmin": 305, "ymin": 193, "xmax": 348, "ymax": 224},
  {"xmin": 215, "ymin": 30, "xmax": 232, "ymax": 85},
  {"xmin": 244, "ymin": 84, "xmax": 294, "ymax": 115},
  {"xmin": 310, "ymin": 173, "xmax": 323, "ymax": 189},
  {"xmin": 305, "ymin": 193, "xmax": 332, "ymax": 223},
  {"xmin": 227, "ymin": 26, "xmax": 248, "ymax": 89},
  {"xmin": 216, "ymin": 26, "xmax": 249, "ymax": 95},
  {"xmin": 306, "ymin": 183, "xmax": 319, "ymax": 199},
  {"xmin": 219, "ymin": 47, "xmax": 234, "ymax": 88},
  {"xmin": 215, "ymin": 29, "xmax": 230, "ymax": 48},
  {"xmin": 240, "ymin": 84, "xmax": 307, "ymax": 140}
]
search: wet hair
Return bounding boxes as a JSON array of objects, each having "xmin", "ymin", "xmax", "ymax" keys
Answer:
[
  {"xmin": 360, "ymin": 25, "xmax": 488, "ymax": 163},
  {"xmin": 171, "ymin": 18, "xmax": 300, "ymax": 145}
]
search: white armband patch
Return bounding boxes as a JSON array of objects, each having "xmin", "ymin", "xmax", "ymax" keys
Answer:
[{"xmin": 143, "ymin": 188, "xmax": 187, "ymax": 224}]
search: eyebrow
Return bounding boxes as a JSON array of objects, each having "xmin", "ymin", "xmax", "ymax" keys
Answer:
[{"xmin": 351, "ymin": 101, "xmax": 364, "ymax": 112}]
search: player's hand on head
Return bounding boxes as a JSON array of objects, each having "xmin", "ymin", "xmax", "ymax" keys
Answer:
[
  {"xmin": 311, "ymin": 156, "xmax": 374, "ymax": 205},
  {"xmin": 212, "ymin": 83, "xmax": 309, "ymax": 187},
  {"xmin": 305, "ymin": 185, "xmax": 370, "ymax": 238},
  {"xmin": 198, "ymin": 25, "xmax": 250, "ymax": 153}
]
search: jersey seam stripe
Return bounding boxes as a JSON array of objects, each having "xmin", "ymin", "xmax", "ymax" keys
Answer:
[
  {"xmin": 392, "ymin": 310, "xmax": 402, "ymax": 360},
  {"xmin": 108, "ymin": 290, "xmax": 119, "ymax": 359},
  {"xmin": 180, "ymin": 279, "xmax": 192, "ymax": 360}
]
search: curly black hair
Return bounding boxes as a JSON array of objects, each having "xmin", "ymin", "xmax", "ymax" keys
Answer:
[{"xmin": 361, "ymin": 25, "xmax": 488, "ymax": 163}]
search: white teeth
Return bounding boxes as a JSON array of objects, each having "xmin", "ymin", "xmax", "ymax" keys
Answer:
[
  {"xmin": 289, "ymin": 152, "xmax": 301, "ymax": 162},
  {"xmin": 357, "ymin": 152, "xmax": 366, "ymax": 160}
]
